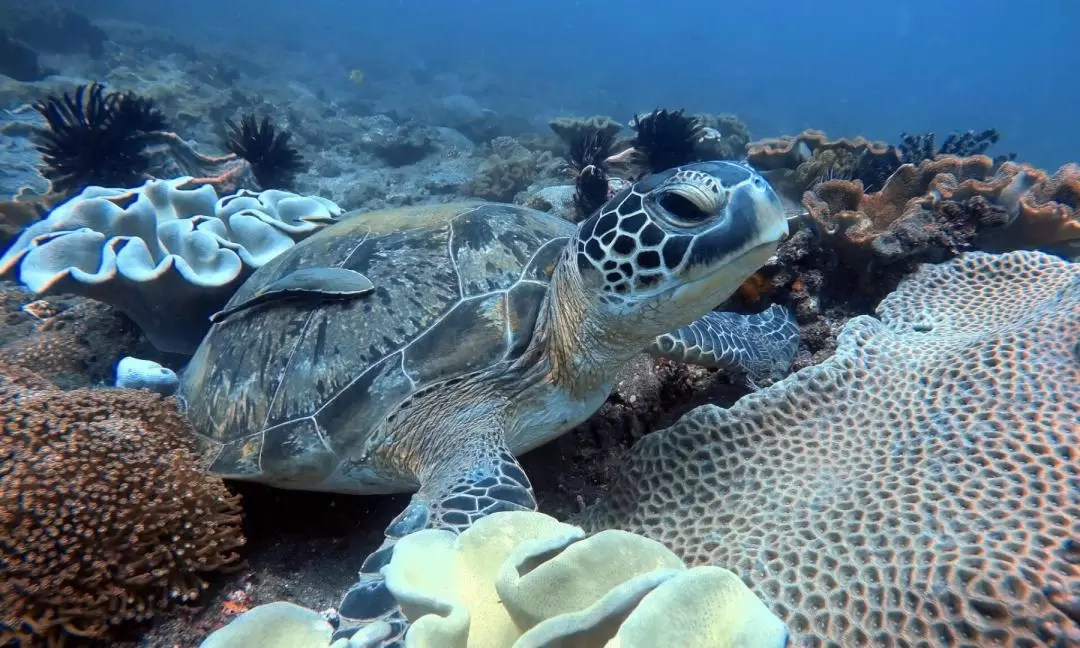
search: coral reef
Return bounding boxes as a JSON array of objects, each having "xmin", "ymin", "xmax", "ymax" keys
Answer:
[
  {"xmin": 547, "ymin": 115, "xmax": 624, "ymax": 153},
  {"xmin": 354, "ymin": 115, "xmax": 438, "ymax": 168},
  {"xmin": 385, "ymin": 511, "xmax": 788, "ymax": 648},
  {"xmin": 0, "ymin": 293, "xmax": 141, "ymax": 388},
  {"xmin": 579, "ymin": 250, "xmax": 1080, "ymax": 647},
  {"xmin": 804, "ymin": 156, "xmax": 1080, "ymax": 256},
  {"xmin": 466, "ymin": 136, "xmax": 558, "ymax": 202},
  {"xmin": 693, "ymin": 113, "xmax": 751, "ymax": 160},
  {"xmin": 745, "ymin": 129, "xmax": 901, "ymax": 206},
  {"xmin": 0, "ymin": 177, "xmax": 340, "ymax": 354},
  {"xmin": 0, "ymin": 364, "xmax": 246, "ymax": 646},
  {"xmin": 898, "ymin": 128, "xmax": 1016, "ymax": 166},
  {"xmin": 733, "ymin": 155, "xmax": 1080, "ymax": 365},
  {"xmin": 0, "ymin": 191, "xmax": 53, "ymax": 252}
]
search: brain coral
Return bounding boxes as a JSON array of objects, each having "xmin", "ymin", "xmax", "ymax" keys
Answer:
[
  {"xmin": 0, "ymin": 365, "xmax": 246, "ymax": 645},
  {"xmin": 578, "ymin": 250, "xmax": 1079, "ymax": 646}
]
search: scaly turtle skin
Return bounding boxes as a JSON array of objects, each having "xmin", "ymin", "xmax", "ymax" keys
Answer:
[{"xmin": 178, "ymin": 160, "xmax": 798, "ymax": 645}]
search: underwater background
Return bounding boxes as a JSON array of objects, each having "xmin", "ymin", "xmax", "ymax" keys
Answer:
[
  {"xmin": 1, "ymin": 0, "xmax": 1078, "ymax": 647},
  {"xmin": 62, "ymin": 0, "xmax": 1080, "ymax": 169}
]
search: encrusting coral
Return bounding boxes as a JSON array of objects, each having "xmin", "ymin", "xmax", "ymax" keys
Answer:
[
  {"xmin": 200, "ymin": 510, "xmax": 789, "ymax": 648},
  {"xmin": 0, "ymin": 176, "xmax": 341, "ymax": 354},
  {"xmin": 0, "ymin": 362, "xmax": 246, "ymax": 646},
  {"xmin": 579, "ymin": 250, "xmax": 1080, "ymax": 647}
]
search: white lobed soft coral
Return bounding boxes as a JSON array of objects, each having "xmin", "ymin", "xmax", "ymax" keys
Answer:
[
  {"xmin": 200, "ymin": 511, "xmax": 789, "ymax": 648},
  {"xmin": 0, "ymin": 176, "xmax": 341, "ymax": 353}
]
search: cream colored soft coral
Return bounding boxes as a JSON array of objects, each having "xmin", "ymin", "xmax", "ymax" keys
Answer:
[
  {"xmin": 383, "ymin": 510, "xmax": 788, "ymax": 647},
  {"xmin": 199, "ymin": 511, "xmax": 788, "ymax": 648}
]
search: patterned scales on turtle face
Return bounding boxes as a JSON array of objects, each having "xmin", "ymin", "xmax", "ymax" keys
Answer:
[
  {"xmin": 180, "ymin": 202, "xmax": 574, "ymax": 493},
  {"xmin": 574, "ymin": 163, "xmax": 762, "ymax": 301}
]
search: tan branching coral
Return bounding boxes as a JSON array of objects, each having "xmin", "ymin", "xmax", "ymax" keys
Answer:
[
  {"xmin": 804, "ymin": 156, "xmax": 1080, "ymax": 254},
  {"xmin": 579, "ymin": 250, "xmax": 1080, "ymax": 646},
  {"xmin": 0, "ymin": 364, "xmax": 246, "ymax": 645}
]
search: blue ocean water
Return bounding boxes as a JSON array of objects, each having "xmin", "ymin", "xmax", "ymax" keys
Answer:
[{"xmin": 68, "ymin": 0, "xmax": 1080, "ymax": 168}]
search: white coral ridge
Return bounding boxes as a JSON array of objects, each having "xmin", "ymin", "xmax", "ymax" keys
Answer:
[{"xmin": 0, "ymin": 177, "xmax": 341, "ymax": 355}]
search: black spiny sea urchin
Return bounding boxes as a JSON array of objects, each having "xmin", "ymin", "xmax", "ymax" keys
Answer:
[
  {"xmin": 224, "ymin": 113, "xmax": 306, "ymax": 190},
  {"xmin": 629, "ymin": 108, "xmax": 706, "ymax": 176},
  {"xmin": 31, "ymin": 83, "xmax": 168, "ymax": 194}
]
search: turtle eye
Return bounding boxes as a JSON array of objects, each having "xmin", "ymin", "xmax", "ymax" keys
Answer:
[
  {"xmin": 656, "ymin": 185, "xmax": 727, "ymax": 227},
  {"xmin": 659, "ymin": 192, "xmax": 710, "ymax": 222}
]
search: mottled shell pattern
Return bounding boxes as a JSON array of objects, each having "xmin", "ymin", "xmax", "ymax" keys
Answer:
[{"xmin": 179, "ymin": 202, "xmax": 574, "ymax": 490}]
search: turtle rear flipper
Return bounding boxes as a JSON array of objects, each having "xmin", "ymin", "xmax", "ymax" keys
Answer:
[
  {"xmin": 649, "ymin": 304, "xmax": 800, "ymax": 385},
  {"xmin": 331, "ymin": 428, "xmax": 535, "ymax": 645}
]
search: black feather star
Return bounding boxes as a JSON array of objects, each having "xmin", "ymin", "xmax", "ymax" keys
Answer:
[
  {"xmin": 108, "ymin": 90, "xmax": 169, "ymax": 133},
  {"xmin": 225, "ymin": 113, "xmax": 306, "ymax": 189},
  {"xmin": 31, "ymin": 83, "xmax": 168, "ymax": 194},
  {"xmin": 567, "ymin": 129, "xmax": 617, "ymax": 218},
  {"xmin": 629, "ymin": 108, "xmax": 706, "ymax": 176}
]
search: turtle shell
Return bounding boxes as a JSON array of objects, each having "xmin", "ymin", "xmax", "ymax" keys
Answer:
[{"xmin": 179, "ymin": 201, "xmax": 573, "ymax": 493}]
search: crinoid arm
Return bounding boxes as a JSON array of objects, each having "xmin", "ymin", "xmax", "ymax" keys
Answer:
[
  {"xmin": 649, "ymin": 304, "xmax": 800, "ymax": 386},
  {"xmin": 330, "ymin": 416, "xmax": 535, "ymax": 646}
]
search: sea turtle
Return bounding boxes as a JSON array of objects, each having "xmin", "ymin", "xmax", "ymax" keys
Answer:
[{"xmin": 178, "ymin": 160, "xmax": 799, "ymax": 645}]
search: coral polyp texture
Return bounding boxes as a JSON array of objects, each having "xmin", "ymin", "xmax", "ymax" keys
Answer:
[
  {"xmin": 0, "ymin": 363, "xmax": 246, "ymax": 645},
  {"xmin": 578, "ymin": 250, "xmax": 1080, "ymax": 647},
  {"xmin": 0, "ymin": 176, "xmax": 341, "ymax": 354}
]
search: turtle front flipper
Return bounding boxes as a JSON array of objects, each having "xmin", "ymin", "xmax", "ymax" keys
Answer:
[
  {"xmin": 330, "ymin": 436, "xmax": 536, "ymax": 646},
  {"xmin": 649, "ymin": 304, "xmax": 800, "ymax": 385}
]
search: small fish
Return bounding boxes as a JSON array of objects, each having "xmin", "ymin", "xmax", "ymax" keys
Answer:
[
  {"xmin": 210, "ymin": 267, "xmax": 375, "ymax": 324},
  {"xmin": 348, "ymin": 69, "xmax": 365, "ymax": 86}
]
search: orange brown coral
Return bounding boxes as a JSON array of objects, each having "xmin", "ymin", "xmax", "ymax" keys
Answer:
[
  {"xmin": 0, "ymin": 364, "xmax": 246, "ymax": 645},
  {"xmin": 803, "ymin": 156, "xmax": 1080, "ymax": 253},
  {"xmin": 746, "ymin": 129, "xmax": 902, "ymax": 210},
  {"xmin": 746, "ymin": 128, "xmax": 896, "ymax": 172}
]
